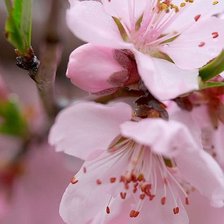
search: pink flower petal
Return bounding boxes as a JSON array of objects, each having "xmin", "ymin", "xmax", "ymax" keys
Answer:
[
  {"xmin": 187, "ymin": 191, "xmax": 224, "ymax": 224},
  {"xmin": 49, "ymin": 101, "xmax": 132, "ymax": 160},
  {"xmin": 102, "ymin": 0, "xmax": 147, "ymax": 30},
  {"xmin": 120, "ymin": 119, "xmax": 198, "ymax": 157},
  {"xmin": 67, "ymin": 0, "xmax": 129, "ymax": 48},
  {"xmin": 59, "ymin": 150, "xmax": 131, "ymax": 223},
  {"xmin": 176, "ymin": 150, "xmax": 224, "ymax": 208},
  {"xmin": 60, "ymin": 166, "xmax": 111, "ymax": 224},
  {"xmin": 66, "ymin": 44, "xmax": 127, "ymax": 93},
  {"xmin": 167, "ymin": 0, "xmax": 224, "ymax": 32},
  {"xmin": 161, "ymin": 17, "xmax": 224, "ymax": 69},
  {"xmin": 134, "ymin": 51, "xmax": 199, "ymax": 100}
]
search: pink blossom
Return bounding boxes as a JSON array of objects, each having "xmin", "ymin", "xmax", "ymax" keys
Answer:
[
  {"xmin": 1, "ymin": 144, "xmax": 75, "ymax": 224},
  {"xmin": 169, "ymin": 102, "xmax": 224, "ymax": 168},
  {"xmin": 66, "ymin": 45, "xmax": 139, "ymax": 94},
  {"xmin": 49, "ymin": 101, "xmax": 224, "ymax": 223},
  {"xmin": 66, "ymin": 0, "xmax": 224, "ymax": 100}
]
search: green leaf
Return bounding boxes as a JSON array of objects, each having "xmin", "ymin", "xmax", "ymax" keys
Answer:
[
  {"xmin": 0, "ymin": 99, "xmax": 28, "ymax": 137},
  {"xmin": 199, "ymin": 51, "xmax": 224, "ymax": 81},
  {"xmin": 4, "ymin": 0, "xmax": 32, "ymax": 55},
  {"xmin": 200, "ymin": 81, "xmax": 224, "ymax": 90}
]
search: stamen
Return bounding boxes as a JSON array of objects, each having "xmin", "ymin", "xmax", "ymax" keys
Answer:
[
  {"xmin": 212, "ymin": 32, "xmax": 219, "ymax": 39},
  {"xmin": 161, "ymin": 196, "xmax": 166, "ymax": 205},
  {"xmin": 129, "ymin": 210, "xmax": 140, "ymax": 218},
  {"xmin": 120, "ymin": 192, "xmax": 127, "ymax": 199},
  {"xmin": 70, "ymin": 176, "xmax": 78, "ymax": 184},
  {"xmin": 106, "ymin": 206, "xmax": 111, "ymax": 214},
  {"xmin": 173, "ymin": 207, "xmax": 180, "ymax": 215},
  {"xmin": 91, "ymin": 138, "xmax": 193, "ymax": 218},
  {"xmin": 194, "ymin": 14, "xmax": 201, "ymax": 22},
  {"xmin": 110, "ymin": 177, "xmax": 116, "ymax": 183},
  {"xmin": 198, "ymin": 42, "xmax": 206, "ymax": 47},
  {"xmin": 96, "ymin": 179, "xmax": 102, "ymax": 185}
]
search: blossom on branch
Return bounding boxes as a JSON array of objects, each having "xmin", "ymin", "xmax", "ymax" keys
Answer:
[
  {"xmin": 49, "ymin": 101, "xmax": 224, "ymax": 224},
  {"xmin": 66, "ymin": 0, "xmax": 224, "ymax": 100}
]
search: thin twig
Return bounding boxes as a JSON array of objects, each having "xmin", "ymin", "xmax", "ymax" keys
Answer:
[{"xmin": 34, "ymin": 0, "xmax": 63, "ymax": 120}]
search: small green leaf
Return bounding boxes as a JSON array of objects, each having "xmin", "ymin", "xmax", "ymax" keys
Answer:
[
  {"xmin": 200, "ymin": 81, "xmax": 224, "ymax": 90},
  {"xmin": 0, "ymin": 99, "xmax": 28, "ymax": 137},
  {"xmin": 4, "ymin": 0, "xmax": 32, "ymax": 55},
  {"xmin": 199, "ymin": 51, "xmax": 224, "ymax": 81}
]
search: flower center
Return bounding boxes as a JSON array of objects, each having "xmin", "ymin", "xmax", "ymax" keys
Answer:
[
  {"xmin": 112, "ymin": 0, "xmax": 195, "ymax": 55},
  {"xmin": 71, "ymin": 136, "xmax": 192, "ymax": 218}
]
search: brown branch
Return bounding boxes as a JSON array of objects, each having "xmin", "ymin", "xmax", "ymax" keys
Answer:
[
  {"xmin": 35, "ymin": 42, "xmax": 61, "ymax": 120},
  {"xmin": 33, "ymin": 0, "xmax": 63, "ymax": 120}
]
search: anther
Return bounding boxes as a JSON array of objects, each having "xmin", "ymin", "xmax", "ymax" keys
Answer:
[
  {"xmin": 161, "ymin": 196, "xmax": 166, "ymax": 205},
  {"xmin": 198, "ymin": 42, "xmax": 205, "ymax": 47},
  {"xmin": 194, "ymin": 14, "xmax": 201, "ymax": 22},
  {"xmin": 106, "ymin": 206, "xmax": 111, "ymax": 214},
  {"xmin": 120, "ymin": 192, "xmax": 127, "ymax": 199},
  {"xmin": 140, "ymin": 194, "xmax": 145, "ymax": 200},
  {"xmin": 130, "ymin": 210, "xmax": 140, "ymax": 218},
  {"xmin": 212, "ymin": 32, "xmax": 219, "ymax": 39},
  {"xmin": 70, "ymin": 176, "xmax": 78, "ymax": 184},
  {"xmin": 173, "ymin": 207, "xmax": 180, "ymax": 215},
  {"xmin": 110, "ymin": 177, "xmax": 116, "ymax": 183},
  {"xmin": 96, "ymin": 179, "xmax": 102, "ymax": 185}
]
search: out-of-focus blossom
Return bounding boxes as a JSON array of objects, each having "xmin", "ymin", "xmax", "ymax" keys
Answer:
[
  {"xmin": 0, "ymin": 136, "xmax": 22, "ymax": 169},
  {"xmin": 49, "ymin": 101, "xmax": 224, "ymax": 224},
  {"xmin": 66, "ymin": 0, "xmax": 224, "ymax": 100},
  {"xmin": 0, "ymin": 189, "xmax": 10, "ymax": 223},
  {"xmin": 2, "ymin": 144, "xmax": 75, "ymax": 224}
]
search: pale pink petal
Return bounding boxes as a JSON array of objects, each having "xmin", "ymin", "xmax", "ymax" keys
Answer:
[
  {"xmin": 176, "ymin": 150, "xmax": 224, "ymax": 208},
  {"xmin": 187, "ymin": 191, "xmax": 224, "ymax": 224},
  {"xmin": 49, "ymin": 101, "xmax": 132, "ymax": 160},
  {"xmin": 102, "ymin": 0, "xmax": 147, "ymax": 30},
  {"xmin": 214, "ymin": 124, "xmax": 224, "ymax": 167},
  {"xmin": 134, "ymin": 51, "xmax": 199, "ymax": 100},
  {"xmin": 59, "ymin": 166, "xmax": 111, "ymax": 224},
  {"xmin": 168, "ymin": 103, "xmax": 203, "ymax": 147},
  {"xmin": 67, "ymin": 1, "xmax": 130, "ymax": 48},
  {"xmin": 220, "ymin": 72, "xmax": 224, "ymax": 78},
  {"xmin": 59, "ymin": 151, "xmax": 130, "ymax": 224},
  {"xmin": 167, "ymin": 0, "xmax": 224, "ymax": 32},
  {"xmin": 120, "ymin": 119, "xmax": 198, "ymax": 157},
  {"xmin": 190, "ymin": 106, "xmax": 224, "ymax": 167},
  {"xmin": 170, "ymin": 104, "xmax": 224, "ymax": 168},
  {"xmin": 66, "ymin": 44, "xmax": 127, "ymax": 93},
  {"xmin": 161, "ymin": 17, "xmax": 224, "ymax": 69}
]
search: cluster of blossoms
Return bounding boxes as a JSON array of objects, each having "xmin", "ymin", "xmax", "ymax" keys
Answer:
[{"xmin": 49, "ymin": 0, "xmax": 224, "ymax": 223}]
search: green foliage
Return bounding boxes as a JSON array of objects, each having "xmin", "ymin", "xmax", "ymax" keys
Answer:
[
  {"xmin": 4, "ymin": 0, "xmax": 32, "ymax": 55},
  {"xmin": 200, "ymin": 81, "xmax": 224, "ymax": 90},
  {"xmin": 0, "ymin": 99, "xmax": 28, "ymax": 137},
  {"xmin": 199, "ymin": 51, "xmax": 224, "ymax": 81}
]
